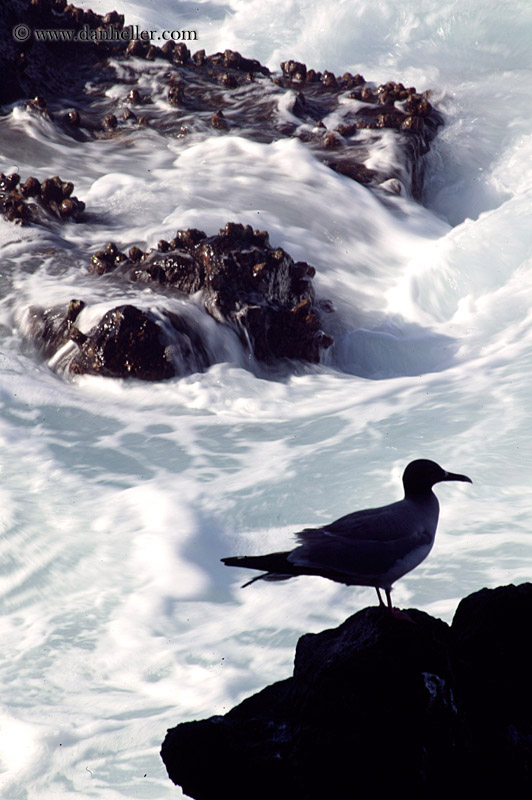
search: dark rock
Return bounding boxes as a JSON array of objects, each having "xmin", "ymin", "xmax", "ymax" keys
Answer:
[
  {"xmin": 89, "ymin": 241, "xmax": 128, "ymax": 274},
  {"xmin": 172, "ymin": 43, "xmax": 190, "ymax": 65},
  {"xmin": 0, "ymin": 173, "xmax": 20, "ymax": 192},
  {"xmin": 127, "ymin": 88, "xmax": 142, "ymax": 104},
  {"xmin": 128, "ymin": 246, "xmax": 143, "ymax": 262},
  {"xmin": 322, "ymin": 131, "xmax": 340, "ymax": 149},
  {"xmin": 360, "ymin": 86, "xmax": 377, "ymax": 103},
  {"xmin": 125, "ymin": 39, "xmax": 147, "ymax": 58},
  {"xmin": 291, "ymin": 608, "xmax": 454, "ymax": 799},
  {"xmin": 27, "ymin": 298, "xmax": 86, "ymax": 358},
  {"xmin": 451, "ymin": 583, "xmax": 532, "ymax": 795},
  {"xmin": 0, "ymin": 0, "xmax": 126, "ymax": 105},
  {"xmin": 326, "ymin": 160, "xmax": 377, "ymax": 185},
  {"xmin": 91, "ymin": 223, "xmax": 333, "ymax": 364},
  {"xmin": 222, "ymin": 49, "xmax": 268, "ymax": 75},
  {"xmin": 402, "ymin": 115, "xmax": 424, "ymax": 132},
  {"xmin": 0, "ymin": 0, "xmax": 443, "ymax": 199},
  {"xmin": 66, "ymin": 109, "xmax": 81, "ymax": 126},
  {"xmin": 20, "ymin": 176, "xmax": 41, "ymax": 197},
  {"xmin": 161, "ymin": 583, "xmax": 532, "ymax": 799},
  {"xmin": 27, "ymin": 301, "xmax": 211, "ymax": 380},
  {"xmin": 67, "ymin": 305, "xmax": 202, "ymax": 379},
  {"xmin": 210, "ymin": 110, "xmax": 228, "ymax": 129},
  {"xmin": 305, "ymin": 69, "xmax": 321, "ymax": 83},
  {"xmin": 27, "ymin": 222, "xmax": 333, "ymax": 377},
  {"xmin": 101, "ymin": 113, "xmax": 118, "ymax": 130},
  {"xmin": 221, "ymin": 73, "xmax": 238, "ymax": 89},
  {"xmin": 281, "ymin": 60, "xmax": 307, "ymax": 82},
  {"xmin": 192, "ymin": 49, "xmax": 206, "ymax": 66},
  {"xmin": 27, "ymin": 95, "xmax": 50, "ymax": 115},
  {"xmin": 168, "ymin": 84, "xmax": 185, "ymax": 107},
  {"xmin": 161, "ymin": 41, "xmax": 175, "ymax": 59},
  {"xmin": 161, "ymin": 680, "xmax": 297, "ymax": 800},
  {"xmin": 0, "ymin": 172, "xmax": 85, "ymax": 224},
  {"xmin": 321, "ymin": 70, "xmax": 337, "ymax": 88}
]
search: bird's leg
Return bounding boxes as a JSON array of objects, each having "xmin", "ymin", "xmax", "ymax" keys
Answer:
[
  {"xmin": 376, "ymin": 587, "xmax": 386, "ymax": 607},
  {"xmin": 386, "ymin": 587, "xmax": 415, "ymax": 623}
]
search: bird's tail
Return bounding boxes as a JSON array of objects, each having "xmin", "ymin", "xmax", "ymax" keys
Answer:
[{"xmin": 221, "ymin": 552, "xmax": 295, "ymax": 587}]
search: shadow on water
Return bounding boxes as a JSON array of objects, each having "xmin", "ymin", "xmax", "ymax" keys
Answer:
[{"xmin": 330, "ymin": 323, "xmax": 457, "ymax": 379}]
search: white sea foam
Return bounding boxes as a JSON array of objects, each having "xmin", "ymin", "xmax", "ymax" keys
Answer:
[{"xmin": 2, "ymin": 0, "xmax": 532, "ymax": 796}]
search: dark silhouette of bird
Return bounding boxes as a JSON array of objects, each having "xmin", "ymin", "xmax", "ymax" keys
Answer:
[{"xmin": 221, "ymin": 459, "xmax": 472, "ymax": 610}]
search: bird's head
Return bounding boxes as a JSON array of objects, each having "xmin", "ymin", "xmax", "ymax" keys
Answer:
[{"xmin": 402, "ymin": 459, "xmax": 472, "ymax": 498}]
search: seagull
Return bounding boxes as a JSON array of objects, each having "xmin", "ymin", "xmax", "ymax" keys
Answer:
[{"xmin": 221, "ymin": 459, "xmax": 472, "ymax": 610}]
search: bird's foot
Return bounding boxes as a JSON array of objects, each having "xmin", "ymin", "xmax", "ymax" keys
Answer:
[{"xmin": 389, "ymin": 607, "xmax": 415, "ymax": 623}]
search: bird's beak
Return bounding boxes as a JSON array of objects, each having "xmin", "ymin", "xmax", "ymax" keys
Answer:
[{"xmin": 442, "ymin": 470, "xmax": 473, "ymax": 484}]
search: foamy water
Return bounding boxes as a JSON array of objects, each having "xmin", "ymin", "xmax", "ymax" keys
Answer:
[{"xmin": 1, "ymin": 1, "xmax": 532, "ymax": 797}]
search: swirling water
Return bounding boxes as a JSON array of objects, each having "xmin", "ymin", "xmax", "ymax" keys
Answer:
[{"xmin": 1, "ymin": 1, "xmax": 532, "ymax": 797}]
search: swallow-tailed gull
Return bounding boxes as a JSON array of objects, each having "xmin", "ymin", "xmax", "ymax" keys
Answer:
[{"xmin": 221, "ymin": 459, "xmax": 472, "ymax": 609}]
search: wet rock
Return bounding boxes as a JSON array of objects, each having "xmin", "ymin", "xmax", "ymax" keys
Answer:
[
  {"xmin": 1, "ymin": 0, "xmax": 443, "ymax": 199},
  {"xmin": 66, "ymin": 109, "xmax": 81, "ymax": 126},
  {"xmin": 211, "ymin": 110, "xmax": 228, "ymax": 130},
  {"xmin": 20, "ymin": 176, "xmax": 41, "ymax": 197},
  {"xmin": 192, "ymin": 49, "xmax": 206, "ymax": 66},
  {"xmin": 173, "ymin": 43, "xmax": 191, "ymax": 65},
  {"xmin": 27, "ymin": 301, "xmax": 210, "ymax": 380},
  {"xmin": 125, "ymin": 39, "xmax": 148, "ymax": 58},
  {"xmin": 101, "ymin": 113, "xmax": 118, "ymax": 130},
  {"xmin": 27, "ymin": 298, "xmax": 86, "ymax": 359},
  {"xmin": 0, "ymin": 172, "xmax": 85, "ymax": 224},
  {"xmin": 322, "ymin": 131, "xmax": 341, "ymax": 149},
  {"xmin": 128, "ymin": 246, "xmax": 144, "ymax": 262},
  {"xmin": 0, "ymin": 0, "xmax": 126, "ymax": 105},
  {"xmin": 377, "ymin": 81, "xmax": 409, "ymax": 103},
  {"xmin": 360, "ymin": 86, "xmax": 377, "ymax": 103},
  {"xmin": 321, "ymin": 70, "xmax": 337, "ymax": 89},
  {"xmin": 221, "ymin": 73, "xmax": 238, "ymax": 89},
  {"xmin": 89, "ymin": 241, "xmax": 128, "ymax": 275},
  {"xmin": 127, "ymin": 88, "xmax": 142, "ymax": 104},
  {"xmin": 325, "ymin": 160, "xmax": 377, "ymax": 185},
  {"xmin": 305, "ymin": 69, "xmax": 321, "ymax": 83},
  {"xmin": 281, "ymin": 60, "xmax": 307, "ymax": 82},
  {"xmin": 0, "ymin": 173, "xmax": 20, "ymax": 192},
  {"xmin": 88, "ymin": 223, "xmax": 333, "ymax": 364},
  {"xmin": 161, "ymin": 583, "xmax": 532, "ymax": 799},
  {"xmin": 26, "ymin": 95, "xmax": 50, "ymax": 116},
  {"xmin": 222, "ymin": 49, "xmax": 267, "ymax": 75},
  {"xmin": 168, "ymin": 84, "xmax": 185, "ymax": 107}
]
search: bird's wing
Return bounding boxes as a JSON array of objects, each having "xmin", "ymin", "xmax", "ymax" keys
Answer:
[
  {"xmin": 295, "ymin": 500, "xmax": 418, "ymax": 545},
  {"xmin": 291, "ymin": 501, "xmax": 436, "ymax": 579}
]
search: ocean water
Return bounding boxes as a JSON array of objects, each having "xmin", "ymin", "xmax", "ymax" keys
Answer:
[{"xmin": 1, "ymin": 1, "xmax": 532, "ymax": 797}]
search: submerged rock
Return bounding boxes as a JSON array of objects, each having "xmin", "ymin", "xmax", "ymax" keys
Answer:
[{"xmin": 161, "ymin": 583, "xmax": 532, "ymax": 799}]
